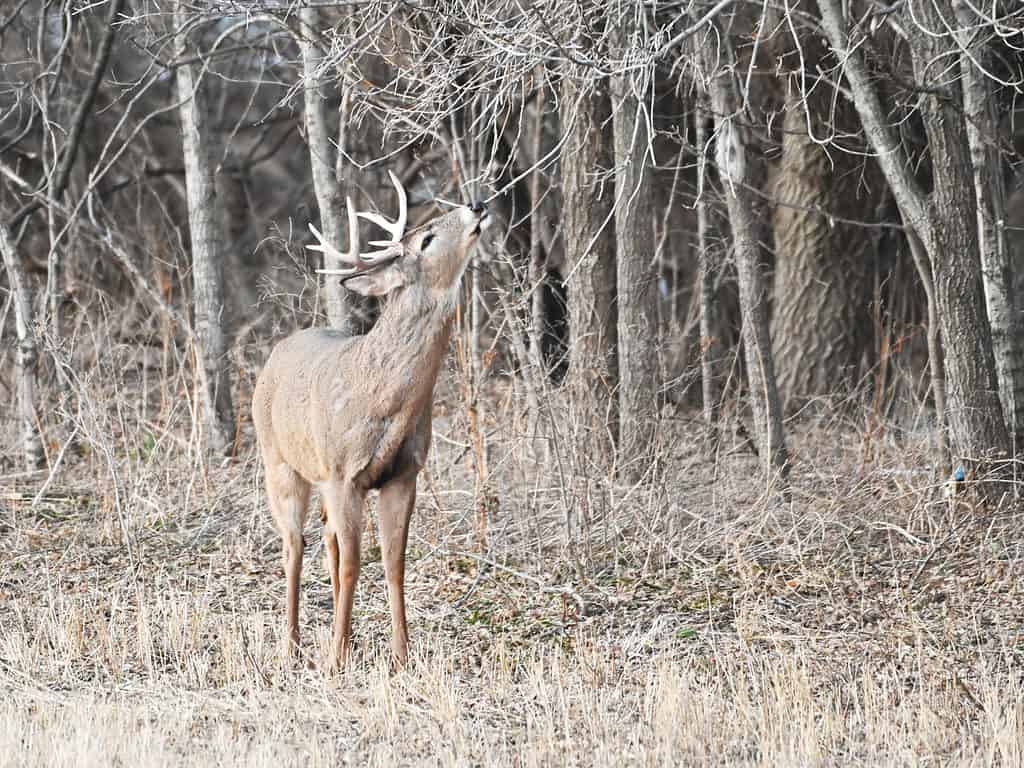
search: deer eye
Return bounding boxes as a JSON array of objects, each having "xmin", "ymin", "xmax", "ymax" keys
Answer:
[{"xmin": 421, "ymin": 232, "xmax": 436, "ymax": 250}]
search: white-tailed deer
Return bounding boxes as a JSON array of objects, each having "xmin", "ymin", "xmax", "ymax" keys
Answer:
[{"xmin": 253, "ymin": 172, "xmax": 488, "ymax": 669}]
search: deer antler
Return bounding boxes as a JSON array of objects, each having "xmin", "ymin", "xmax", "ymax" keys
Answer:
[
  {"xmin": 356, "ymin": 170, "xmax": 408, "ymax": 246},
  {"xmin": 311, "ymin": 196, "xmax": 398, "ymax": 277}
]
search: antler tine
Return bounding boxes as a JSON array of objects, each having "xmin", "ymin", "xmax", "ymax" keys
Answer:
[
  {"xmin": 313, "ymin": 195, "xmax": 401, "ymax": 276},
  {"xmin": 312, "ymin": 197, "xmax": 360, "ymax": 276},
  {"xmin": 356, "ymin": 170, "xmax": 408, "ymax": 246}
]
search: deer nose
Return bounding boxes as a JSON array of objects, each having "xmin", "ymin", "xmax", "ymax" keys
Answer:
[{"xmin": 469, "ymin": 200, "xmax": 487, "ymax": 215}]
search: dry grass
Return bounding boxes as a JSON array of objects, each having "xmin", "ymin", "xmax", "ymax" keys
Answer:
[{"xmin": 2, "ymin": 319, "xmax": 1024, "ymax": 766}]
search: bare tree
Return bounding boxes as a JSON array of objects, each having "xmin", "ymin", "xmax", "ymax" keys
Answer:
[
  {"xmin": 770, "ymin": 92, "xmax": 868, "ymax": 407},
  {"xmin": 610, "ymin": 7, "xmax": 660, "ymax": 480},
  {"xmin": 817, "ymin": 0, "xmax": 1010, "ymax": 480},
  {"xmin": 174, "ymin": 5, "xmax": 235, "ymax": 455},
  {"xmin": 707, "ymin": 55, "xmax": 790, "ymax": 483},
  {"xmin": 0, "ymin": 222, "xmax": 43, "ymax": 470},
  {"xmin": 954, "ymin": 5, "xmax": 1024, "ymax": 445},
  {"xmin": 299, "ymin": 6, "xmax": 354, "ymax": 333},
  {"xmin": 694, "ymin": 105, "xmax": 721, "ymax": 451},
  {"xmin": 561, "ymin": 69, "xmax": 619, "ymax": 454}
]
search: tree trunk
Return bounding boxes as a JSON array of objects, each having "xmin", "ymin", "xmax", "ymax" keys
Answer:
[
  {"xmin": 709, "ymin": 72, "xmax": 790, "ymax": 483},
  {"xmin": 0, "ymin": 223, "xmax": 44, "ymax": 470},
  {"xmin": 299, "ymin": 6, "xmax": 354, "ymax": 333},
  {"xmin": 610, "ymin": 9, "xmax": 659, "ymax": 480},
  {"xmin": 955, "ymin": 8, "xmax": 1024, "ymax": 444},
  {"xmin": 907, "ymin": 228, "xmax": 949, "ymax": 464},
  {"xmin": 528, "ymin": 71, "xmax": 548, "ymax": 382},
  {"xmin": 817, "ymin": 0, "xmax": 1010, "ymax": 485},
  {"xmin": 695, "ymin": 105, "xmax": 721, "ymax": 451},
  {"xmin": 770, "ymin": 96, "xmax": 864, "ymax": 406},
  {"xmin": 561, "ymin": 69, "xmax": 619, "ymax": 455},
  {"xmin": 905, "ymin": 0, "xmax": 1009, "ymax": 469},
  {"xmin": 174, "ymin": 8, "xmax": 235, "ymax": 456}
]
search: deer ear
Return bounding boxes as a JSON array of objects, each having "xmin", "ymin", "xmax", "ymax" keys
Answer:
[{"xmin": 342, "ymin": 265, "xmax": 406, "ymax": 297}]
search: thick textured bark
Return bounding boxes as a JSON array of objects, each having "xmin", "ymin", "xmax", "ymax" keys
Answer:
[
  {"xmin": 771, "ymin": 97, "xmax": 865, "ymax": 404},
  {"xmin": 955, "ymin": 9, "xmax": 1024, "ymax": 443},
  {"xmin": 817, "ymin": 0, "xmax": 1009, "ymax": 480},
  {"xmin": 174, "ymin": 8, "xmax": 235, "ymax": 456},
  {"xmin": 610, "ymin": 11, "xmax": 659, "ymax": 480},
  {"xmin": 561, "ymin": 70, "xmax": 619, "ymax": 453},
  {"xmin": 709, "ymin": 73, "xmax": 789, "ymax": 482},
  {"xmin": 0, "ymin": 222, "xmax": 44, "ymax": 470},
  {"xmin": 299, "ymin": 7, "xmax": 354, "ymax": 333},
  {"xmin": 695, "ymin": 108, "xmax": 720, "ymax": 451},
  {"xmin": 906, "ymin": 0, "xmax": 1009, "ymax": 467}
]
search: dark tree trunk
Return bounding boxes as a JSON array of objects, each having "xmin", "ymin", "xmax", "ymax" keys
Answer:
[
  {"xmin": 695, "ymin": 105, "xmax": 721, "ymax": 451},
  {"xmin": 561, "ymin": 69, "xmax": 619, "ymax": 453},
  {"xmin": 610, "ymin": 10, "xmax": 660, "ymax": 481},
  {"xmin": 954, "ymin": 9, "xmax": 1024, "ymax": 445},
  {"xmin": 771, "ymin": 96, "xmax": 866, "ymax": 406},
  {"xmin": 817, "ymin": 0, "xmax": 1010, "ymax": 488},
  {"xmin": 906, "ymin": 0, "xmax": 1010, "ymax": 470}
]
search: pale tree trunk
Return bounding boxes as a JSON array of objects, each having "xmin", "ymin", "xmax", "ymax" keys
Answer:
[
  {"xmin": 770, "ymin": 95, "xmax": 865, "ymax": 405},
  {"xmin": 174, "ymin": 8, "xmax": 235, "ymax": 456},
  {"xmin": 610, "ymin": 9, "xmax": 659, "ymax": 480},
  {"xmin": 816, "ymin": 0, "xmax": 1009, "ymax": 484},
  {"xmin": 955, "ymin": 8, "xmax": 1024, "ymax": 444},
  {"xmin": 708, "ymin": 71, "xmax": 790, "ymax": 483},
  {"xmin": 299, "ymin": 6, "xmax": 353, "ymax": 333},
  {"xmin": 561, "ymin": 69, "xmax": 619, "ymax": 454},
  {"xmin": 695, "ymin": 105, "xmax": 720, "ymax": 451},
  {"xmin": 0, "ymin": 223, "xmax": 44, "ymax": 470}
]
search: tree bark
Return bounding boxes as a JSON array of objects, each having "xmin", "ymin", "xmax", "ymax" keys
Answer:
[
  {"xmin": 906, "ymin": 228, "xmax": 949, "ymax": 464},
  {"xmin": 817, "ymin": 0, "xmax": 1009, "ymax": 480},
  {"xmin": 955, "ymin": 4, "xmax": 1024, "ymax": 444},
  {"xmin": 528, "ymin": 72, "xmax": 548, "ymax": 382},
  {"xmin": 695, "ymin": 105, "xmax": 721, "ymax": 451},
  {"xmin": 709, "ymin": 71, "xmax": 790, "ymax": 483},
  {"xmin": 770, "ymin": 96, "xmax": 864, "ymax": 405},
  {"xmin": 174, "ymin": 7, "xmax": 235, "ymax": 456},
  {"xmin": 299, "ymin": 6, "xmax": 354, "ymax": 333},
  {"xmin": 905, "ymin": 0, "xmax": 1009, "ymax": 469},
  {"xmin": 0, "ymin": 222, "xmax": 44, "ymax": 470},
  {"xmin": 610, "ymin": 8, "xmax": 659, "ymax": 480},
  {"xmin": 561, "ymin": 68, "xmax": 619, "ymax": 455}
]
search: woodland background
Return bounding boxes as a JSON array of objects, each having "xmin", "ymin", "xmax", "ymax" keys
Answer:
[{"xmin": 2, "ymin": 1, "xmax": 1024, "ymax": 764}]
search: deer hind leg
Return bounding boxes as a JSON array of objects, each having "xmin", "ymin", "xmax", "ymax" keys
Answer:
[
  {"xmin": 321, "ymin": 479, "xmax": 365, "ymax": 670},
  {"xmin": 264, "ymin": 458, "xmax": 311, "ymax": 655},
  {"xmin": 377, "ymin": 472, "xmax": 416, "ymax": 668}
]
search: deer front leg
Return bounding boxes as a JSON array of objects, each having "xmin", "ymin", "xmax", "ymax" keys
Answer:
[
  {"xmin": 378, "ymin": 472, "xmax": 416, "ymax": 667},
  {"xmin": 322, "ymin": 479, "xmax": 364, "ymax": 671}
]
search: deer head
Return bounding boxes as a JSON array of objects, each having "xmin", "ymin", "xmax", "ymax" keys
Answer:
[{"xmin": 309, "ymin": 171, "xmax": 488, "ymax": 304}]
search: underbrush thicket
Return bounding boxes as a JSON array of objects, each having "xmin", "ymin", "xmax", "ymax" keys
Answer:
[{"xmin": 1, "ymin": 304, "xmax": 1022, "ymax": 766}]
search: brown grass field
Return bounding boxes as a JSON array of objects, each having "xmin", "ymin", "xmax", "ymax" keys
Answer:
[{"xmin": 2, "ymin": 319, "xmax": 1023, "ymax": 766}]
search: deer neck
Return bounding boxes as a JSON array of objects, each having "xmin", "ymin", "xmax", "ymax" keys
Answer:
[{"xmin": 359, "ymin": 285, "xmax": 456, "ymax": 404}]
